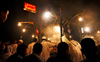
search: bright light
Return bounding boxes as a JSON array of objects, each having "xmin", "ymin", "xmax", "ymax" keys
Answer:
[
  {"xmin": 48, "ymin": 38, "xmax": 50, "ymax": 40},
  {"xmin": 69, "ymin": 35, "xmax": 72, "ymax": 38},
  {"xmin": 54, "ymin": 26, "xmax": 60, "ymax": 33},
  {"xmin": 85, "ymin": 27, "xmax": 90, "ymax": 32},
  {"xmin": 18, "ymin": 23, "xmax": 21, "ymax": 26},
  {"xmin": 91, "ymin": 36, "xmax": 94, "ymax": 38},
  {"xmin": 79, "ymin": 17, "xmax": 83, "ymax": 21},
  {"xmin": 97, "ymin": 31, "xmax": 100, "ymax": 33},
  {"xmin": 44, "ymin": 12, "xmax": 50, "ymax": 18},
  {"xmin": 22, "ymin": 29, "xmax": 26, "ymax": 32},
  {"xmin": 32, "ymin": 35, "xmax": 34, "ymax": 38}
]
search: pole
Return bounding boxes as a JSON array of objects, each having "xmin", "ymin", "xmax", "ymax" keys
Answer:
[{"xmin": 60, "ymin": 8, "xmax": 62, "ymax": 42}]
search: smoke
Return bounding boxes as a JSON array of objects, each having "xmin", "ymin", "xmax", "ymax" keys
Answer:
[{"xmin": 41, "ymin": 25, "xmax": 61, "ymax": 43}]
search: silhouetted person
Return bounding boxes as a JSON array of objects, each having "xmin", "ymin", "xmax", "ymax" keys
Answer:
[
  {"xmin": 0, "ymin": 42, "xmax": 10, "ymax": 62},
  {"xmin": 0, "ymin": 2, "xmax": 9, "ymax": 42},
  {"xmin": 6, "ymin": 44, "xmax": 27, "ymax": 62},
  {"xmin": 23, "ymin": 43, "xmax": 42, "ymax": 62},
  {"xmin": 81, "ymin": 38, "xmax": 100, "ymax": 62},
  {"xmin": 46, "ymin": 42, "xmax": 72, "ymax": 62},
  {"xmin": 27, "ymin": 38, "xmax": 37, "ymax": 56}
]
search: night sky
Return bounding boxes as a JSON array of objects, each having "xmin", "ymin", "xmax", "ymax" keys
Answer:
[{"xmin": 1, "ymin": 0, "xmax": 100, "ymax": 45}]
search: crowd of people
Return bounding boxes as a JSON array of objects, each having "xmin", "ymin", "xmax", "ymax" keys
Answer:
[{"xmin": 0, "ymin": 36, "xmax": 100, "ymax": 62}]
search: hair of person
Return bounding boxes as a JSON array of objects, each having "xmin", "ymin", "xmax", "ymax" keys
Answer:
[
  {"xmin": 0, "ymin": 1, "xmax": 9, "ymax": 15},
  {"xmin": 33, "ymin": 38, "xmax": 37, "ymax": 42},
  {"xmin": 57, "ymin": 42, "xmax": 69, "ymax": 55},
  {"xmin": 81, "ymin": 38, "xmax": 96, "ymax": 49},
  {"xmin": 17, "ymin": 44, "xmax": 27, "ymax": 53},
  {"xmin": 33, "ymin": 43, "xmax": 42, "ymax": 54}
]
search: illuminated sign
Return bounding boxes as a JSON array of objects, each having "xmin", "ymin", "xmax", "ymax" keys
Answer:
[{"xmin": 23, "ymin": 2, "xmax": 36, "ymax": 13}]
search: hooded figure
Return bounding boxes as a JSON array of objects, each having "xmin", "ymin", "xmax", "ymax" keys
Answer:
[{"xmin": 40, "ymin": 36, "xmax": 56, "ymax": 62}]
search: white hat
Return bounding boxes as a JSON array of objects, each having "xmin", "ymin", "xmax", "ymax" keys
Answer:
[
  {"xmin": 19, "ymin": 39, "xmax": 23, "ymax": 43},
  {"xmin": 42, "ymin": 36, "xmax": 46, "ymax": 39}
]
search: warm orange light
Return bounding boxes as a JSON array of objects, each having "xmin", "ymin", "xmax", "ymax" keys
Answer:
[
  {"xmin": 22, "ymin": 29, "xmax": 26, "ymax": 32},
  {"xmin": 18, "ymin": 23, "xmax": 21, "ymax": 26}
]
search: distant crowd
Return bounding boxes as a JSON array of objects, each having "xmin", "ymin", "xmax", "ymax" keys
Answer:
[{"xmin": 0, "ymin": 37, "xmax": 100, "ymax": 62}]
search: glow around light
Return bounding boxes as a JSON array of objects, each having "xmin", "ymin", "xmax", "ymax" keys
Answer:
[
  {"xmin": 54, "ymin": 26, "xmax": 60, "ymax": 33},
  {"xmin": 91, "ymin": 36, "xmax": 94, "ymax": 38},
  {"xmin": 79, "ymin": 17, "xmax": 83, "ymax": 21},
  {"xmin": 18, "ymin": 23, "xmax": 21, "ymax": 26},
  {"xmin": 44, "ymin": 12, "xmax": 50, "ymax": 18},
  {"xmin": 48, "ymin": 38, "xmax": 50, "ymax": 40},
  {"xmin": 85, "ymin": 27, "xmax": 90, "ymax": 32},
  {"xmin": 32, "ymin": 35, "xmax": 34, "ymax": 38},
  {"xmin": 97, "ymin": 31, "xmax": 100, "ymax": 33},
  {"xmin": 69, "ymin": 35, "xmax": 72, "ymax": 38},
  {"xmin": 22, "ymin": 29, "xmax": 26, "ymax": 32}
]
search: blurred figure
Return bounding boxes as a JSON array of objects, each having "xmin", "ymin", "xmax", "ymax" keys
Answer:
[
  {"xmin": 27, "ymin": 38, "xmax": 37, "ymax": 56},
  {"xmin": 7, "ymin": 41, "xmax": 13, "ymax": 56},
  {"xmin": 0, "ymin": 2, "xmax": 9, "ymax": 42},
  {"xmin": 46, "ymin": 42, "xmax": 72, "ymax": 62},
  {"xmin": 68, "ymin": 40, "xmax": 83, "ymax": 62},
  {"xmin": 23, "ymin": 43, "xmax": 42, "ymax": 62},
  {"xmin": 0, "ymin": 41, "xmax": 3, "ymax": 53},
  {"xmin": 40, "ymin": 36, "xmax": 56, "ymax": 62},
  {"xmin": 6, "ymin": 44, "xmax": 27, "ymax": 62},
  {"xmin": 81, "ymin": 38, "xmax": 100, "ymax": 62},
  {"xmin": 0, "ymin": 42, "xmax": 10, "ymax": 62},
  {"xmin": 11, "ymin": 40, "xmax": 18, "ymax": 54},
  {"xmin": 18, "ymin": 39, "xmax": 23, "ymax": 45}
]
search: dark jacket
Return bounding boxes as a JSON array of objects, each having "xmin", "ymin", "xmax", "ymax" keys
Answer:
[
  {"xmin": 46, "ymin": 55, "xmax": 72, "ymax": 62},
  {"xmin": 5, "ymin": 53, "xmax": 23, "ymax": 62},
  {"xmin": 23, "ymin": 54, "xmax": 41, "ymax": 62}
]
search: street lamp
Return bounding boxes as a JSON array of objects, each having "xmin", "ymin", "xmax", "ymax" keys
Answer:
[
  {"xmin": 32, "ymin": 34, "xmax": 34, "ymax": 38},
  {"xmin": 18, "ymin": 22, "xmax": 22, "ymax": 26},
  {"xmin": 44, "ymin": 12, "xmax": 50, "ymax": 18},
  {"xmin": 22, "ymin": 28, "xmax": 26, "ymax": 32},
  {"xmin": 85, "ymin": 27, "xmax": 90, "ymax": 32},
  {"xmin": 97, "ymin": 31, "xmax": 100, "ymax": 33},
  {"xmin": 79, "ymin": 17, "xmax": 83, "ymax": 21}
]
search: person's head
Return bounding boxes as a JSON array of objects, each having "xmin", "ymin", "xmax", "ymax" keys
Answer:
[
  {"xmin": 81, "ymin": 38, "xmax": 97, "ymax": 58},
  {"xmin": 17, "ymin": 44, "xmax": 27, "ymax": 57},
  {"xmin": 0, "ymin": 1, "xmax": 9, "ymax": 22},
  {"xmin": 57, "ymin": 42, "xmax": 69, "ymax": 56},
  {"xmin": 18, "ymin": 39, "xmax": 23, "ymax": 45},
  {"xmin": 33, "ymin": 43, "xmax": 42, "ymax": 56},
  {"xmin": 42, "ymin": 36, "xmax": 46, "ymax": 41},
  {"xmin": 33, "ymin": 38, "xmax": 37, "ymax": 43}
]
